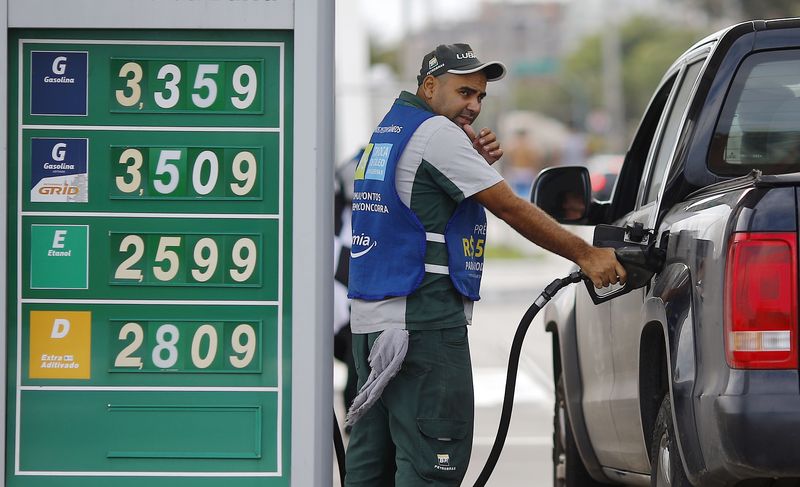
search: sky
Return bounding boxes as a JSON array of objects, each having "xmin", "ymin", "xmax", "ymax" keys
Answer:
[{"xmin": 357, "ymin": 0, "xmax": 482, "ymax": 45}]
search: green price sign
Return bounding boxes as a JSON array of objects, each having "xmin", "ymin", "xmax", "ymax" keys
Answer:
[{"xmin": 8, "ymin": 29, "xmax": 293, "ymax": 486}]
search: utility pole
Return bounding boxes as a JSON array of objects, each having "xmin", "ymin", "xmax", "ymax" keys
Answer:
[{"xmin": 601, "ymin": 5, "xmax": 626, "ymax": 152}]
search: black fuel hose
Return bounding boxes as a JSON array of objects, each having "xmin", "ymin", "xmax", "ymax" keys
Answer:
[
  {"xmin": 333, "ymin": 270, "xmax": 585, "ymax": 487},
  {"xmin": 472, "ymin": 270, "xmax": 584, "ymax": 487},
  {"xmin": 333, "ymin": 411, "xmax": 347, "ymax": 483}
]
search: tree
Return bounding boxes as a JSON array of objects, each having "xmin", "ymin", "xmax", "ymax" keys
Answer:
[
  {"xmin": 695, "ymin": 0, "xmax": 800, "ymax": 20},
  {"xmin": 557, "ymin": 16, "xmax": 701, "ymax": 146}
]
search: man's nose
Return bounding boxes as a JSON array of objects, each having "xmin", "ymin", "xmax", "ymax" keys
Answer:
[{"xmin": 466, "ymin": 97, "xmax": 481, "ymax": 113}]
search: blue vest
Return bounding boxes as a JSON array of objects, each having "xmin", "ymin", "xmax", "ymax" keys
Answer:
[{"xmin": 348, "ymin": 101, "xmax": 487, "ymax": 301}]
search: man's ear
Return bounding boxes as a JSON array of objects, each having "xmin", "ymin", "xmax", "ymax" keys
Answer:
[{"xmin": 421, "ymin": 75, "xmax": 437, "ymax": 100}]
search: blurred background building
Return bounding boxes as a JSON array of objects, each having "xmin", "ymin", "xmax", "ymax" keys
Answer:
[{"xmin": 336, "ymin": 0, "xmax": 800, "ymax": 161}]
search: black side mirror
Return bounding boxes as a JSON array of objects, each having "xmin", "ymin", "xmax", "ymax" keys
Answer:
[{"xmin": 530, "ymin": 166, "xmax": 591, "ymax": 224}]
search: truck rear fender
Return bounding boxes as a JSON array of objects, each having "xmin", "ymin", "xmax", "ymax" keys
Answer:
[{"xmin": 641, "ymin": 262, "xmax": 707, "ymax": 484}]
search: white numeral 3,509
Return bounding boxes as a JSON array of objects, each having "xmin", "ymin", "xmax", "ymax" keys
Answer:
[{"xmin": 116, "ymin": 148, "xmax": 258, "ymax": 197}]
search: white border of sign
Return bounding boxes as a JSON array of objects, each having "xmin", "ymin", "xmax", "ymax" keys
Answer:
[
  {"xmin": 16, "ymin": 38, "xmax": 286, "ymax": 478},
  {"xmin": 0, "ymin": 0, "xmax": 8, "ymax": 485}
]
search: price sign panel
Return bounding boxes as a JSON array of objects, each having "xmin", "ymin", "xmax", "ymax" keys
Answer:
[{"xmin": 6, "ymin": 23, "xmax": 300, "ymax": 487}]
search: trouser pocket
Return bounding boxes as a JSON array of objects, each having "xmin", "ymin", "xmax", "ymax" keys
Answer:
[{"xmin": 414, "ymin": 418, "xmax": 471, "ymax": 483}]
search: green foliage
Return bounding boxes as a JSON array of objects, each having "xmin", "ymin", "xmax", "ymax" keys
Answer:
[
  {"xmin": 484, "ymin": 244, "xmax": 526, "ymax": 260},
  {"xmin": 369, "ymin": 44, "xmax": 401, "ymax": 74},
  {"xmin": 741, "ymin": 0, "xmax": 800, "ymax": 19},
  {"xmin": 552, "ymin": 16, "xmax": 701, "ymax": 136},
  {"xmin": 698, "ymin": 0, "xmax": 800, "ymax": 19},
  {"xmin": 622, "ymin": 25, "xmax": 699, "ymax": 121},
  {"xmin": 512, "ymin": 79, "xmax": 572, "ymax": 120}
]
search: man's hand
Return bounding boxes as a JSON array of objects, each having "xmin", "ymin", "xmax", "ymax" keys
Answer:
[
  {"xmin": 464, "ymin": 124, "xmax": 503, "ymax": 165},
  {"xmin": 577, "ymin": 247, "xmax": 627, "ymax": 289}
]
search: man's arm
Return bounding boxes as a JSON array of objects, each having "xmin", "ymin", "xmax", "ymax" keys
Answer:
[{"xmin": 473, "ymin": 181, "xmax": 626, "ymax": 288}]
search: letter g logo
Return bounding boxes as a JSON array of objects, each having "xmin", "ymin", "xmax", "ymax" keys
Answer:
[
  {"xmin": 51, "ymin": 143, "xmax": 67, "ymax": 162},
  {"xmin": 52, "ymin": 56, "xmax": 67, "ymax": 75}
]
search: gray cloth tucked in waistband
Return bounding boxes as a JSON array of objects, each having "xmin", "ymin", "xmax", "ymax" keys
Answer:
[{"xmin": 345, "ymin": 328, "xmax": 409, "ymax": 426}]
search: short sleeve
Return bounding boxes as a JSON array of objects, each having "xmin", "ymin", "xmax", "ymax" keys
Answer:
[{"xmin": 420, "ymin": 118, "xmax": 504, "ymax": 201}]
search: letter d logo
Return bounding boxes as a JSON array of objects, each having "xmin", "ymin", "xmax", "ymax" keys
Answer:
[{"xmin": 51, "ymin": 319, "xmax": 70, "ymax": 339}]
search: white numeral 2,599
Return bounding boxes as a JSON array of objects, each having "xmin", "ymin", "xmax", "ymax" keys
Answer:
[{"xmin": 114, "ymin": 235, "xmax": 257, "ymax": 283}]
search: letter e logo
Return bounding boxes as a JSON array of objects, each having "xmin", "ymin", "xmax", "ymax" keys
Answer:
[
  {"xmin": 51, "ymin": 319, "xmax": 70, "ymax": 339},
  {"xmin": 52, "ymin": 230, "xmax": 67, "ymax": 249},
  {"xmin": 52, "ymin": 56, "xmax": 67, "ymax": 75}
]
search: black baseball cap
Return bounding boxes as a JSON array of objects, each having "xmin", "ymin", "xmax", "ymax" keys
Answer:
[{"xmin": 417, "ymin": 43, "xmax": 507, "ymax": 85}]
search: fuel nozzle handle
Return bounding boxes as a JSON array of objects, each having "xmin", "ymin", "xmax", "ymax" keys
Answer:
[
  {"xmin": 581, "ymin": 244, "xmax": 665, "ymax": 305},
  {"xmin": 614, "ymin": 244, "xmax": 665, "ymax": 290}
]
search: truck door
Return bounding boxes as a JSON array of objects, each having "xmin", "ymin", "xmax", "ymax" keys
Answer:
[
  {"xmin": 574, "ymin": 68, "xmax": 682, "ymax": 470},
  {"xmin": 607, "ymin": 55, "xmax": 706, "ymax": 473}
]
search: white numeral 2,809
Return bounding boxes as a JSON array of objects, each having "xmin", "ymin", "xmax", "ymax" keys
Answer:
[{"xmin": 114, "ymin": 322, "xmax": 257, "ymax": 369}]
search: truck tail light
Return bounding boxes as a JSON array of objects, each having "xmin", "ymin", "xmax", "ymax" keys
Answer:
[{"xmin": 725, "ymin": 232, "xmax": 798, "ymax": 369}]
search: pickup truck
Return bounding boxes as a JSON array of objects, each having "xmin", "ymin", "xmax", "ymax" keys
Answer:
[{"xmin": 532, "ymin": 18, "xmax": 800, "ymax": 487}]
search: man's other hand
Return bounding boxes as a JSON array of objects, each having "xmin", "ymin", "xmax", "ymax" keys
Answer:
[{"xmin": 464, "ymin": 124, "xmax": 503, "ymax": 165}]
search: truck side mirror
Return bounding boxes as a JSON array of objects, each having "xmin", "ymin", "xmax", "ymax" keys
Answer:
[{"xmin": 530, "ymin": 166, "xmax": 592, "ymax": 224}]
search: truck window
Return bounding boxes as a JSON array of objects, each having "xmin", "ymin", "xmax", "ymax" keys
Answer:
[
  {"xmin": 644, "ymin": 60, "xmax": 704, "ymax": 204},
  {"xmin": 709, "ymin": 50, "xmax": 800, "ymax": 175},
  {"xmin": 608, "ymin": 73, "xmax": 676, "ymax": 221}
]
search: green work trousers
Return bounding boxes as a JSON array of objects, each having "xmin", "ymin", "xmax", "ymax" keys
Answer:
[{"xmin": 344, "ymin": 326, "xmax": 474, "ymax": 486}]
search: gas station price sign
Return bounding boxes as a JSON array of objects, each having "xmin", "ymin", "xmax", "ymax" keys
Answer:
[{"xmin": 7, "ymin": 30, "xmax": 293, "ymax": 486}]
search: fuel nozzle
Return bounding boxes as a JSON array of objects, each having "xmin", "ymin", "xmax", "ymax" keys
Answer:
[
  {"xmin": 582, "ymin": 236, "xmax": 666, "ymax": 305},
  {"xmin": 614, "ymin": 243, "xmax": 666, "ymax": 290}
]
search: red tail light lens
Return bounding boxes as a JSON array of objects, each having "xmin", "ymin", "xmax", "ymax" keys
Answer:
[{"xmin": 725, "ymin": 232, "xmax": 798, "ymax": 369}]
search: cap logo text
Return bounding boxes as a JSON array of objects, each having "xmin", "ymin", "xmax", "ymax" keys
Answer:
[{"xmin": 456, "ymin": 51, "xmax": 476, "ymax": 60}]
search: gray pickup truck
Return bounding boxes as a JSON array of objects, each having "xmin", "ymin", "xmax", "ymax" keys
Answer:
[{"xmin": 533, "ymin": 18, "xmax": 800, "ymax": 487}]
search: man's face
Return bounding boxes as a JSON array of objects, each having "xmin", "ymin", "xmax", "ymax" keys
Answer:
[{"xmin": 425, "ymin": 72, "xmax": 488, "ymax": 127}]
